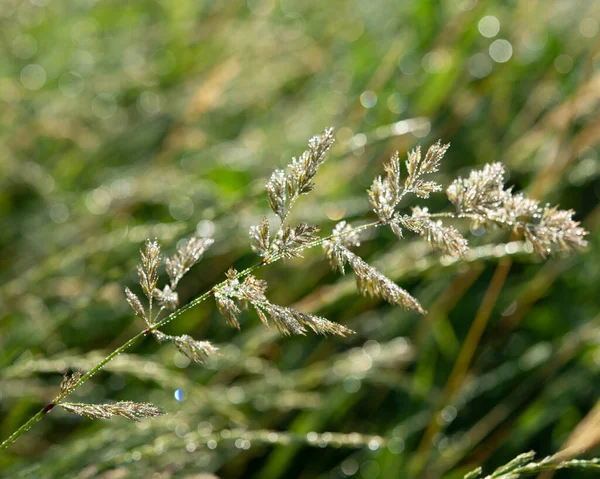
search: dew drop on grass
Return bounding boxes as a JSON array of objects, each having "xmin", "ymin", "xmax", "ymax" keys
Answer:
[{"xmin": 174, "ymin": 388, "xmax": 184, "ymax": 402}]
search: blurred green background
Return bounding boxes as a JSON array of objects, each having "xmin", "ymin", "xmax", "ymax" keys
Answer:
[{"xmin": 1, "ymin": 0, "xmax": 600, "ymax": 477}]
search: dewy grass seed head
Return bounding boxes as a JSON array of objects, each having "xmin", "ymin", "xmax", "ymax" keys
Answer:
[{"xmin": 0, "ymin": 129, "xmax": 591, "ymax": 475}]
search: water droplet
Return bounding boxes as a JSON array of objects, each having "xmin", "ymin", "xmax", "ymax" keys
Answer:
[
  {"xmin": 440, "ymin": 405, "xmax": 457, "ymax": 423},
  {"xmin": 174, "ymin": 388, "xmax": 184, "ymax": 402},
  {"xmin": 341, "ymin": 458, "xmax": 359, "ymax": 475},
  {"xmin": 478, "ymin": 15, "xmax": 500, "ymax": 38},
  {"xmin": 186, "ymin": 442, "xmax": 197, "ymax": 452},
  {"xmin": 489, "ymin": 39, "xmax": 513, "ymax": 63},
  {"xmin": 368, "ymin": 439, "xmax": 380, "ymax": 450},
  {"xmin": 387, "ymin": 437, "xmax": 405, "ymax": 454},
  {"xmin": 343, "ymin": 376, "xmax": 361, "ymax": 393},
  {"xmin": 20, "ymin": 64, "xmax": 46, "ymax": 90},
  {"xmin": 468, "ymin": 53, "xmax": 493, "ymax": 79},
  {"xmin": 360, "ymin": 90, "xmax": 377, "ymax": 108}
]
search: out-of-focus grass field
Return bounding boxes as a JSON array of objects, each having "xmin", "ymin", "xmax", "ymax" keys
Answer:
[{"xmin": 1, "ymin": 0, "xmax": 600, "ymax": 477}]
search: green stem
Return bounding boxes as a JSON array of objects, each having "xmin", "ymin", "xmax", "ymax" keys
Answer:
[
  {"xmin": 0, "ymin": 408, "xmax": 47, "ymax": 452},
  {"xmin": 0, "ymin": 220, "xmax": 380, "ymax": 453},
  {"xmin": 0, "ymin": 210, "xmax": 510, "ymax": 452}
]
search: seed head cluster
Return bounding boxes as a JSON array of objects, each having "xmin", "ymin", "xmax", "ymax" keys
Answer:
[{"xmin": 52, "ymin": 128, "xmax": 589, "ymax": 428}]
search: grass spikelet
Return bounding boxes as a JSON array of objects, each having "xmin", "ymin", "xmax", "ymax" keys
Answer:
[{"xmin": 60, "ymin": 401, "xmax": 164, "ymax": 421}]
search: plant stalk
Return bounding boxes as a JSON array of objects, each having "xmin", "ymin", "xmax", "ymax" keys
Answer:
[{"xmin": 0, "ymin": 220, "xmax": 380, "ymax": 452}]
